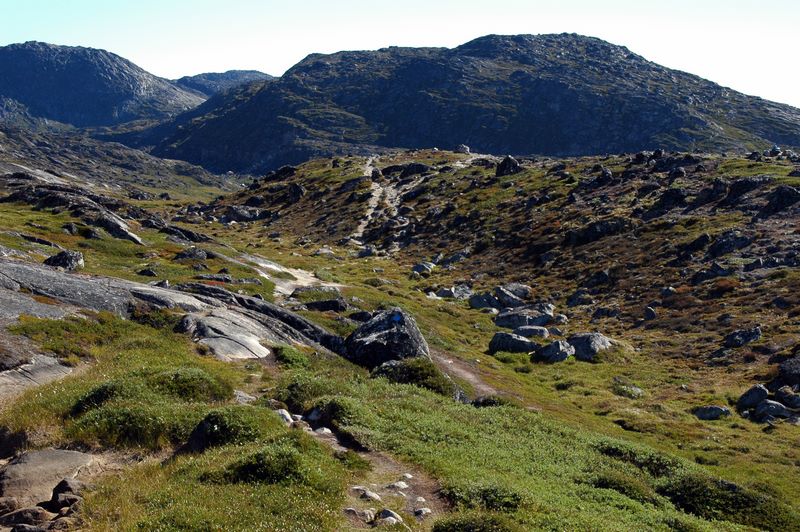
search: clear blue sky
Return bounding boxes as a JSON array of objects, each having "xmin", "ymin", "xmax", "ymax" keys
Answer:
[{"xmin": 2, "ymin": 0, "xmax": 798, "ymax": 107}]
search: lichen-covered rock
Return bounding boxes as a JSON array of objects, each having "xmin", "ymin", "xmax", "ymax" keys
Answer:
[
  {"xmin": 567, "ymin": 332, "xmax": 612, "ymax": 362},
  {"xmin": 488, "ymin": 332, "xmax": 537, "ymax": 354},
  {"xmin": 344, "ymin": 308, "xmax": 429, "ymax": 368},
  {"xmin": 533, "ymin": 340, "xmax": 575, "ymax": 363},
  {"xmin": 43, "ymin": 250, "xmax": 84, "ymax": 271},
  {"xmin": 737, "ymin": 384, "xmax": 768, "ymax": 411}
]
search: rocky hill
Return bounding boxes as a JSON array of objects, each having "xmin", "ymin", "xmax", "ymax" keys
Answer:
[
  {"xmin": 135, "ymin": 34, "xmax": 800, "ymax": 173},
  {"xmin": 0, "ymin": 144, "xmax": 799, "ymax": 530},
  {"xmin": 174, "ymin": 70, "xmax": 274, "ymax": 97},
  {"xmin": 0, "ymin": 41, "xmax": 204, "ymax": 127}
]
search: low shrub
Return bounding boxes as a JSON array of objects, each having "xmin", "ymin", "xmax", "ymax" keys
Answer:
[
  {"xmin": 129, "ymin": 305, "xmax": 182, "ymax": 331},
  {"xmin": 432, "ymin": 512, "xmax": 522, "ymax": 532},
  {"xmin": 71, "ymin": 381, "xmax": 136, "ymax": 417},
  {"xmin": 273, "ymin": 344, "xmax": 310, "ymax": 368},
  {"xmin": 150, "ymin": 367, "xmax": 233, "ymax": 402},
  {"xmin": 69, "ymin": 403, "xmax": 204, "ymax": 448},
  {"xmin": 275, "ymin": 372, "xmax": 351, "ymax": 412},
  {"xmin": 208, "ymin": 433, "xmax": 339, "ymax": 493},
  {"xmin": 657, "ymin": 470, "xmax": 800, "ymax": 530},
  {"xmin": 370, "ymin": 357, "xmax": 455, "ymax": 396},
  {"xmin": 186, "ymin": 406, "xmax": 277, "ymax": 452},
  {"xmin": 442, "ymin": 483, "xmax": 523, "ymax": 512},
  {"xmin": 594, "ymin": 439, "xmax": 681, "ymax": 477},
  {"xmin": 472, "ymin": 395, "xmax": 517, "ymax": 408},
  {"xmin": 591, "ymin": 469, "xmax": 659, "ymax": 505}
]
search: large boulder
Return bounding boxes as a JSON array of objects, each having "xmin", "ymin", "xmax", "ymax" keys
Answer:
[
  {"xmin": 468, "ymin": 292, "xmax": 501, "ymax": 310},
  {"xmin": 495, "ymin": 304, "xmax": 554, "ymax": 329},
  {"xmin": 344, "ymin": 308, "xmax": 429, "ymax": 368},
  {"xmin": 775, "ymin": 386, "xmax": 800, "ymax": 409},
  {"xmin": 737, "ymin": 384, "xmax": 768, "ymax": 411},
  {"xmin": 492, "ymin": 286, "xmax": 526, "ymax": 308},
  {"xmin": 532, "ymin": 340, "xmax": 575, "ymax": 363},
  {"xmin": 567, "ymin": 333, "xmax": 612, "ymax": 362},
  {"xmin": 42, "ymin": 251, "xmax": 83, "ymax": 271},
  {"xmin": 488, "ymin": 332, "xmax": 537, "ymax": 354},
  {"xmin": 752, "ymin": 399, "xmax": 792, "ymax": 422},
  {"xmin": 512, "ymin": 326, "xmax": 549, "ymax": 339},
  {"xmin": 496, "ymin": 156, "xmax": 522, "ymax": 177},
  {"xmin": 779, "ymin": 356, "xmax": 800, "ymax": 386}
]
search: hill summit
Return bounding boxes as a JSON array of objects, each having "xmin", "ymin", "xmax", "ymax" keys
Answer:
[
  {"xmin": 138, "ymin": 33, "xmax": 800, "ymax": 172},
  {"xmin": 0, "ymin": 41, "xmax": 203, "ymax": 127}
]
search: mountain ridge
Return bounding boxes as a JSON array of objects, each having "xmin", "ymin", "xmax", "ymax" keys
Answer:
[
  {"xmin": 131, "ymin": 33, "xmax": 800, "ymax": 173},
  {"xmin": 0, "ymin": 41, "xmax": 204, "ymax": 127}
]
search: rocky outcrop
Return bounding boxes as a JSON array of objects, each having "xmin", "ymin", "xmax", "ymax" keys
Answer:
[
  {"xmin": 0, "ymin": 258, "xmax": 343, "ymax": 362},
  {"xmin": 0, "ymin": 449, "xmax": 95, "ymax": 507}
]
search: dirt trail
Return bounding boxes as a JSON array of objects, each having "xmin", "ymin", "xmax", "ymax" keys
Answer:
[
  {"xmin": 432, "ymin": 349, "xmax": 499, "ymax": 398},
  {"xmin": 309, "ymin": 427, "xmax": 447, "ymax": 530}
]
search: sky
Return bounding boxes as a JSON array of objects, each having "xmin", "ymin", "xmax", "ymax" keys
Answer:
[{"xmin": 2, "ymin": 0, "xmax": 799, "ymax": 107}]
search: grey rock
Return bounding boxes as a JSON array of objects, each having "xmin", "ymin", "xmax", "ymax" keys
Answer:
[
  {"xmin": 469, "ymin": 292, "xmax": 501, "ymax": 310},
  {"xmin": 495, "ymin": 305, "xmax": 554, "ymax": 329},
  {"xmin": 435, "ymin": 284, "xmax": 473, "ymax": 300},
  {"xmin": 707, "ymin": 230, "xmax": 752, "ymax": 258},
  {"xmin": 493, "ymin": 286, "xmax": 526, "ymax": 308},
  {"xmin": 512, "ymin": 326, "xmax": 549, "ymax": 339},
  {"xmin": 411, "ymin": 262, "xmax": 435, "ymax": 276},
  {"xmin": 753, "ymin": 399, "xmax": 793, "ymax": 422},
  {"xmin": 0, "ymin": 449, "xmax": 94, "ymax": 507},
  {"xmin": 533, "ymin": 340, "xmax": 575, "ymax": 363},
  {"xmin": 693, "ymin": 405, "xmax": 731, "ymax": 420},
  {"xmin": 756, "ymin": 185, "xmax": 800, "ymax": 219},
  {"xmin": 778, "ymin": 356, "xmax": 800, "ymax": 386},
  {"xmin": 737, "ymin": 384, "xmax": 768, "ymax": 410},
  {"xmin": 723, "ymin": 326, "xmax": 761, "ymax": 348},
  {"xmin": 567, "ymin": 288, "xmax": 594, "ymax": 307},
  {"xmin": 0, "ymin": 507, "xmax": 53, "ymax": 527},
  {"xmin": 502, "ymin": 282, "xmax": 533, "ymax": 299},
  {"xmin": 175, "ymin": 247, "xmax": 208, "ymax": 261},
  {"xmin": 496, "ymin": 155, "xmax": 522, "ymax": 177},
  {"xmin": 377, "ymin": 508, "xmax": 403, "ymax": 523},
  {"xmin": 42, "ymin": 251, "xmax": 83, "ymax": 271},
  {"xmin": 567, "ymin": 332, "xmax": 612, "ymax": 362},
  {"xmin": 93, "ymin": 212, "xmax": 143, "ymax": 245},
  {"xmin": 691, "ymin": 262, "xmax": 733, "ymax": 285},
  {"xmin": 489, "ymin": 332, "xmax": 537, "ymax": 354},
  {"xmin": 644, "ymin": 306, "xmax": 657, "ymax": 320},
  {"xmin": 344, "ymin": 308, "xmax": 429, "ymax": 368},
  {"xmin": 775, "ymin": 386, "xmax": 800, "ymax": 409}
]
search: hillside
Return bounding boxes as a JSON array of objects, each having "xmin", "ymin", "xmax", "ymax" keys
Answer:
[
  {"xmin": 135, "ymin": 34, "xmax": 800, "ymax": 173},
  {"xmin": 0, "ymin": 143, "xmax": 799, "ymax": 530},
  {"xmin": 0, "ymin": 41, "xmax": 204, "ymax": 127},
  {"xmin": 174, "ymin": 70, "xmax": 274, "ymax": 97}
]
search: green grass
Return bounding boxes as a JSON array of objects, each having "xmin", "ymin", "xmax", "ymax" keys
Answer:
[
  {"xmin": 1, "ymin": 313, "xmax": 243, "ymax": 449},
  {"xmin": 277, "ymin": 365, "xmax": 795, "ymax": 530}
]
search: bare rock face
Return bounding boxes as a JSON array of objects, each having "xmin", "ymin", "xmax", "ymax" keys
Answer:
[
  {"xmin": 344, "ymin": 308, "xmax": 430, "ymax": 368},
  {"xmin": 0, "ymin": 449, "xmax": 94, "ymax": 507}
]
